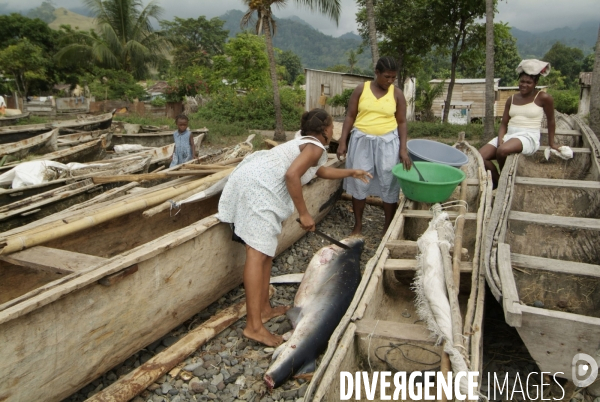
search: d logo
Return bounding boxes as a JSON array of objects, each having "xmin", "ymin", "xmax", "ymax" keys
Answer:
[{"xmin": 572, "ymin": 353, "xmax": 599, "ymax": 387}]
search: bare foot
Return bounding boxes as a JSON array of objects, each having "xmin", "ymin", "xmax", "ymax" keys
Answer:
[
  {"xmin": 350, "ymin": 224, "xmax": 362, "ymax": 236},
  {"xmin": 261, "ymin": 305, "xmax": 290, "ymax": 323},
  {"xmin": 243, "ymin": 326, "xmax": 283, "ymax": 347}
]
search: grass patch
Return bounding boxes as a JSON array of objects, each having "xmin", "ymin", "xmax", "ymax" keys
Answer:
[{"xmin": 15, "ymin": 115, "xmax": 50, "ymax": 125}]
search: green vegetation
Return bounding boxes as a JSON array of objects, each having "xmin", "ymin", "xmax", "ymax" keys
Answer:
[
  {"xmin": 548, "ymin": 89, "xmax": 579, "ymax": 115},
  {"xmin": 195, "ymin": 87, "xmax": 305, "ymax": 131}
]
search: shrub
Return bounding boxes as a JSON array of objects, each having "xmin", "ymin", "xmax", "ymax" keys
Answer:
[
  {"xmin": 548, "ymin": 89, "xmax": 579, "ymax": 115},
  {"xmin": 327, "ymin": 89, "xmax": 353, "ymax": 114},
  {"xmin": 195, "ymin": 86, "xmax": 305, "ymax": 130},
  {"xmin": 150, "ymin": 96, "xmax": 167, "ymax": 107}
]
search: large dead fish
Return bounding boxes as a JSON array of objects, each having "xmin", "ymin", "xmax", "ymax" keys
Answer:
[{"xmin": 264, "ymin": 237, "xmax": 364, "ymax": 388}]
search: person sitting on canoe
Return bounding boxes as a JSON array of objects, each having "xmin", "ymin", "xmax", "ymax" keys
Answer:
[
  {"xmin": 169, "ymin": 114, "xmax": 196, "ymax": 167},
  {"xmin": 217, "ymin": 108, "xmax": 372, "ymax": 347},
  {"xmin": 479, "ymin": 59, "xmax": 559, "ymax": 188},
  {"xmin": 336, "ymin": 56, "xmax": 412, "ymax": 236}
]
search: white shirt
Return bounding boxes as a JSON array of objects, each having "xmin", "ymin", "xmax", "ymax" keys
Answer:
[{"xmin": 0, "ymin": 96, "xmax": 6, "ymax": 108}]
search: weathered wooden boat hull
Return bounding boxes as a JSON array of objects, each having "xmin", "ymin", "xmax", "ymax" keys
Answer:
[
  {"xmin": 0, "ymin": 159, "xmax": 343, "ymax": 402},
  {"xmin": 484, "ymin": 114, "xmax": 600, "ymax": 382},
  {"xmin": 307, "ymin": 142, "xmax": 491, "ymax": 401},
  {"xmin": 0, "ymin": 112, "xmax": 30, "ymax": 127},
  {"xmin": 58, "ymin": 129, "xmax": 113, "ymax": 148},
  {"xmin": 0, "ymin": 111, "xmax": 114, "ymax": 144},
  {"xmin": 0, "ymin": 129, "xmax": 58, "ymax": 163},
  {"xmin": 110, "ymin": 128, "xmax": 208, "ymax": 149}
]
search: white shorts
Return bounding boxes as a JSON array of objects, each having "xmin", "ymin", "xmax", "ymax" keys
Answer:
[
  {"xmin": 344, "ymin": 128, "xmax": 401, "ymax": 204},
  {"xmin": 487, "ymin": 126, "xmax": 540, "ymax": 156}
]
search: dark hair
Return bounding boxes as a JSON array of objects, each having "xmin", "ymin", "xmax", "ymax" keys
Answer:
[
  {"xmin": 375, "ymin": 56, "xmax": 398, "ymax": 73},
  {"xmin": 300, "ymin": 108, "xmax": 332, "ymax": 137},
  {"xmin": 518, "ymin": 72, "xmax": 540, "ymax": 83},
  {"xmin": 175, "ymin": 114, "xmax": 188, "ymax": 123}
]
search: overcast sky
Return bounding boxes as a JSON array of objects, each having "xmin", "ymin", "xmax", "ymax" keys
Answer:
[{"xmin": 2, "ymin": 0, "xmax": 599, "ymax": 36}]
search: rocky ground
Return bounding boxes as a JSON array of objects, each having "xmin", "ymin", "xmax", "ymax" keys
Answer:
[
  {"xmin": 63, "ymin": 199, "xmax": 600, "ymax": 402},
  {"xmin": 63, "ymin": 200, "xmax": 385, "ymax": 402}
]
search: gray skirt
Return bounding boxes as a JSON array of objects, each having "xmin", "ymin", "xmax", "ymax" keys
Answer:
[{"xmin": 344, "ymin": 128, "xmax": 401, "ymax": 203}]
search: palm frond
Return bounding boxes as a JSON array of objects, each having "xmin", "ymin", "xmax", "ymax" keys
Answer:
[{"xmin": 293, "ymin": 0, "xmax": 340, "ymax": 24}]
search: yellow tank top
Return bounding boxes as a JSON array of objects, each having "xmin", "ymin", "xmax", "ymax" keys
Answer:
[
  {"xmin": 508, "ymin": 92, "xmax": 544, "ymax": 130},
  {"xmin": 354, "ymin": 81, "xmax": 397, "ymax": 135}
]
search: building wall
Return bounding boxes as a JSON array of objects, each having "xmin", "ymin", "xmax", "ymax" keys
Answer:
[
  {"xmin": 579, "ymin": 87, "xmax": 591, "ymax": 116},
  {"xmin": 432, "ymin": 81, "xmax": 499, "ymax": 119}
]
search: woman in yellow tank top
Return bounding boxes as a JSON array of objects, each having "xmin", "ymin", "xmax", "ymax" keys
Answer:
[
  {"xmin": 479, "ymin": 59, "xmax": 559, "ymax": 188},
  {"xmin": 337, "ymin": 57, "xmax": 412, "ymax": 235}
]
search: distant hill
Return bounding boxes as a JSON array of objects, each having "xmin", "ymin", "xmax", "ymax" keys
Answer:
[
  {"xmin": 48, "ymin": 7, "xmax": 96, "ymax": 31},
  {"xmin": 512, "ymin": 21, "xmax": 598, "ymax": 58},
  {"xmin": 219, "ymin": 9, "xmax": 372, "ymax": 72}
]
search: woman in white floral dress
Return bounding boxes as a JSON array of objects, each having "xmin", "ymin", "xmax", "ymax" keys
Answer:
[{"xmin": 217, "ymin": 109, "xmax": 372, "ymax": 346}]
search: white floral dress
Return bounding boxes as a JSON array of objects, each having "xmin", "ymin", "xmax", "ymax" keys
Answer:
[{"xmin": 217, "ymin": 136, "xmax": 328, "ymax": 257}]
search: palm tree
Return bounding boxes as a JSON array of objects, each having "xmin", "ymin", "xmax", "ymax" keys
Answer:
[
  {"xmin": 56, "ymin": 0, "xmax": 167, "ymax": 79},
  {"xmin": 348, "ymin": 49, "xmax": 357, "ymax": 73},
  {"xmin": 365, "ymin": 0, "xmax": 379, "ymax": 69},
  {"xmin": 241, "ymin": 0, "xmax": 340, "ymax": 141},
  {"xmin": 484, "ymin": 0, "xmax": 495, "ymax": 142},
  {"xmin": 590, "ymin": 25, "xmax": 600, "ymax": 137}
]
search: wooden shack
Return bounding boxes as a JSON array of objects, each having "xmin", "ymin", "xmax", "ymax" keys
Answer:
[
  {"xmin": 305, "ymin": 69, "xmax": 416, "ymax": 119},
  {"xmin": 305, "ymin": 69, "xmax": 373, "ymax": 117},
  {"xmin": 430, "ymin": 78, "xmax": 500, "ymax": 120},
  {"xmin": 496, "ymin": 86, "xmax": 548, "ymax": 117},
  {"xmin": 578, "ymin": 72, "xmax": 592, "ymax": 116}
]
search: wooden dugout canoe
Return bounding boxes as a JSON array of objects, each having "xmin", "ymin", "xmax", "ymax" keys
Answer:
[
  {"xmin": 306, "ymin": 140, "xmax": 492, "ymax": 401},
  {"xmin": 110, "ymin": 127, "xmax": 209, "ymax": 149},
  {"xmin": 0, "ymin": 111, "xmax": 114, "ymax": 144},
  {"xmin": 0, "ymin": 156, "xmax": 343, "ymax": 402},
  {"xmin": 0, "ymin": 112, "xmax": 30, "ymax": 127},
  {"xmin": 484, "ymin": 114, "xmax": 600, "ymax": 383},
  {"xmin": 0, "ymin": 128, "xmax": 58, "ymax": 163}
]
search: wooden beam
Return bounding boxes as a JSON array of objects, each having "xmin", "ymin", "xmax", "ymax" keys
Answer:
[
  {"xmin": 0, "ymin": 246, "xmax": 106, "ymax": 275},
  {"xmin": 355, "ymin": 319, "xmax": 434, "ymax": 344},
  {"xmin": 386, "ymin": 239, "xmax": 469, "ymax": 259},
  {"xmin": 91, "ymin": 170, "xmax": 222, "ymax": 184},
  {"xmin": 536, "ymin": 146, "xmax": 591, "ymax": 154},
  {"xmin": 98, "ymin": 265, "xmax": 139, "ymax": 286},
  {"xmin": 384, "ymin": 258, "xmax": 473, "ymax": 272},
  {"xmin": 466, "ymin": 178, "xmax": 479, "ymax": 186},
  {"xmin": 402, "ymin": 210, "xmax": 477, "ymax": 220},
  {"xmin": 541, "ymin": 128, "xmax": 581, "ymax": 136},
  {"xmin": 497, "ymin": 243, "xmax": 522, "ymax": 327},
  {"xmin": 514, "ymin": 177, "xmax": 600, "ymax": 190},
  {"xmin": 509, "ymin": 211, "xmax": 600, "ymax": 231},
  {"xmin": 511, "ymin": 253, "xmax": 600, "ymax": 278}
]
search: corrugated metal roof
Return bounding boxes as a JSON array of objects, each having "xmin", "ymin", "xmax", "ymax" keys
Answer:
[
  {"xmin": 579, "ymin": 72, "xmax": 593, "ymax": 87},
  {"xmin": 498, "ymin": 86, "xmax": 548, "ymax": 90},
  {"xmin": 304, "ymin": 68, "xmax": 373, "ymax": 79},
  {"xmin": 430, "ymin": 78, "xmax": 500, "ymax": 84}
]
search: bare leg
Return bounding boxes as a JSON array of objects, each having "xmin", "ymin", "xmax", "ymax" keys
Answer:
[
  {"xmin": 351, "ymin": 197, "xmax": 366, "ymax": 235},
  {"xmin": 382, "ymin": 201, "xmax": 398, "ymax": 235},
  {"xmin": 260, "ymin": 256, "xmax": 289, "ymax": 323},
  {"xmin": 479, "ymin": 144, "xmax": 500, "ymax": 188},
  {"xmin": 496, "ymin": 138, "xmax": 523, "ymax": 170},
  {"xmin": 243, "ymin": 246, "xmax": 283, "ymax": 347}
]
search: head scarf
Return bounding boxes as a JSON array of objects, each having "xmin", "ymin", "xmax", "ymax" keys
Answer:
[{"xmin": 516, "ymin": 59, "xmax": 551, "ymax": 77}]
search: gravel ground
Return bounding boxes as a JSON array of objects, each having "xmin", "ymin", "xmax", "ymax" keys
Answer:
[
  {"xmin": 62, "ymin": 199, "xmax": 600, "ymax": 402},
  {"xmin": 63, "ymin": 200, "xmax": 385, "ymax": 402}
]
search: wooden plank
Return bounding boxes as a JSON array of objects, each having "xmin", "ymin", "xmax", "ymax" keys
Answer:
[
  {"xmin": 466, "ymin": 178, "xmax": 479, "ymax": 186},
  {"xmin": 515, "ymin": 177, "xmax": 600, "ymax": 190},
  {"xmin": 355, "ymin": 318, "xmax": 434, "ymax": 343},
  {"xmin": 536, "ymin": 146, "xmax": 591, "ymax": 154},
  {"xmin": 509, "ymin": 211, "xmax": 600, "ymax": 231},
  {"xmin": 0, "ymin": 246, "xmax": 107, "ymax": 275},
  {"xmin": 511, "ymin": 253, "xmax": 600, "ymax": 278},
  {"xmin": 384, "ymin": 258, "xmax": 473, "ymax": 272},
  {"xmin": 497, "ymin": 243, "xmax": 522, "ymax": 327},
  {"xmin": 402, "ymin": 210, "xmax": 477, "ymax": 220},
  {"xmin": 541, "ymin": 128, "xmax": 581, "ymax": 136},
  {"xmin": 386, "ymin": 239, "xmax": 469, "ymax": 259}
]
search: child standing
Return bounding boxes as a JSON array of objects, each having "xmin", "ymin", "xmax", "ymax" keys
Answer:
[{"xmin": 169, "ymin": 114, "xmax": 196, "ymax": 167}]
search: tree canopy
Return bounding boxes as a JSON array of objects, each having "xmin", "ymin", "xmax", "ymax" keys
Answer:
[{"xmin": 543, "ymin": 42, "xmax": 585, "ymax": 88}]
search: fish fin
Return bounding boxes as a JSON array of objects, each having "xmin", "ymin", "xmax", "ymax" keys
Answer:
[
  {"xmin": 286, "ymin": 307, "xmax": 302, "ymax": 328},
  {"xmin": 295, "ymin": 359, "xmax": 316, "ymax": 375},
  {"xmin": 271, "ymin": 342, "xmax": 287, "ymax": 361}
]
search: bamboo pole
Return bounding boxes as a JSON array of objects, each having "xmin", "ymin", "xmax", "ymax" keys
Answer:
[
  {"xmin": 0, "ymin": 169, "xmax": 233, "ymax": 255},
  {"xmin": 91, "ymin": 170, "xmax": 222, "ymax": 184},
  {"xmin": 180, "ymin": 164, "xmax": 233, "ymax": 170},
  {"xmin": 85, "ymin": 287, "xmax": 274, "ymax": 402}
]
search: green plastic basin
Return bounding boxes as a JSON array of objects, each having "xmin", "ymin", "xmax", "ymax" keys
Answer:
[{"xmin": 392, "ymin": 161, "xmax": 466, "ymax": 203}]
